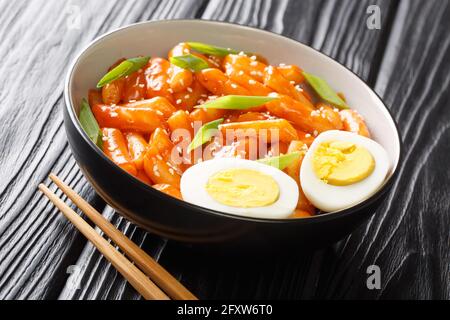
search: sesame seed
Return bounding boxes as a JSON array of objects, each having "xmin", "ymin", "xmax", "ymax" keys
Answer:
[
  {"xmin": 185, "ymin": 94, "xmax": 190, "ymax": 99},
  {"xmin": 250, "ymin": 61, "xmax": 258, "ymax": 67},
  {"xmin": 238, "ymin": 70, "xmax": 244, "ymax": 76},
  {"xmin": 156, "ymin": 110, "xmax": 164, "ymax": 116},
  {"xmin": 305, "ymin": 134, "xmax": 312, "ymax": 138},
  {"xmin": 250, "ymin": 55, "xmax": 257, "ymax": 61},
  {"xmin": 231, "ymin": 84, "xmax": 238, "ymax": 89},
  {"xmin": 313, "ymin": 130, "xmax": 318, "ymax": 137},
  {"xmin": 248, "ymin": 79, "xmax": 256, "ymax": 85},
  {"xmin": 290, "ymin": 81, "xmax": 296, "ymax": 85},
  {"xmin": 187, "ymin": 87, "xmax": 193, "ymax": 93},
  {"xmin": 168, "ymin": 88, "xmax": 174, "ymax": 93},
  {"xmin": 176, "ymin": 99, "xmax": 182, "ymax": 104},
  {"xmin": 156, "ymin": 155, "xmax": 163, "ymax": 160},
  {"xmin": 279, "ymin": 63, "xmax": 286, "ymax": 67},
  {"xmin": 153, "ymin": 165, "xmax": 160, "ymax": 177},
  {"xmin": 238, "ymin": 51, "xmax": 246, "ymax": 56}
]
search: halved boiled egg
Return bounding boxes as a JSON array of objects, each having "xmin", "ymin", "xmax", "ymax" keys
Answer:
[
  {"xmin": 300, "ymin": 130, "xmax": 390, "ymax": 212},
  {"xmin": 181, "ymin": 158, "xmax": 299, "ymax": 219}
]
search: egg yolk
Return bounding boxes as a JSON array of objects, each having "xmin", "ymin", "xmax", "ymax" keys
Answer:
[
  {"xmin": 312, "ymin": 140, "xmax": 375, "ymax": 186},
  {"xmin": 205, "ymin": 169, "xmax": 280, "ymax": 208}
]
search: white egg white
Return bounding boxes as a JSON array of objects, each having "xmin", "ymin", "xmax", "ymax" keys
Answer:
[
  {"xmin": 300, "ymin": 130, "xmax": 390, "ymax": 212},
  {"xmin": 180, "ymin": 158, "xmax": 299, "ymax": 219}
]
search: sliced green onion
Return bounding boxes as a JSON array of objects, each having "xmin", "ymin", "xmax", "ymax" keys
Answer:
[
  {"xmin": 170, "ymin": 54, "xmax": 209, "ymax": 72},
  {"xmin": 258, "ymin": 152, "xmax": 302, "ymax": 170},
  {"xmin": 195, "ymin": 95, "xmax": 278, "ymax": 110},
  {"xmin": 79, "ymin": 99, "xmax": 103, "ymax": 148},
  {"xmin": 97, "ymin": 56, "xmax": 150, "ymax": 88},
  {"xmin": 187, "ymin": 42, "xmax": 239, "ymax": 57},
  {"xmin": 303, "ymin": 71, "xmax": 349, "ymax": 109},
  {"xmin": 188, "ymin": 118, "xmax": 224, "ymax": 153}
]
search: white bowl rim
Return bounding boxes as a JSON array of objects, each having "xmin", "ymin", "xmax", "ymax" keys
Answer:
[{"xmin": 64, "ymin": 19, "xmax": 403, "ymax": 223}]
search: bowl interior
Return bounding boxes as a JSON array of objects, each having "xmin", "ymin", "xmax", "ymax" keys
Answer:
[{"xmin": 67, "ymin": 19, "xmax": 401, "ymax": 201}]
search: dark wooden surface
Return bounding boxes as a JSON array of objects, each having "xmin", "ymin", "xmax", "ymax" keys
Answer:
[{"xmin": 0, "ymin": 0, "xmax": 448, "ymax": 300}]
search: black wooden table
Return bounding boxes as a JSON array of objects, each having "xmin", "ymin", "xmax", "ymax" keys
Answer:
[{"xmin": 0, "ymin": 0, "xmax": 448, "ymax": 300}]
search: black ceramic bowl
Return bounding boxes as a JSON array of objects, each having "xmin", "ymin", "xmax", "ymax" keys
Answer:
[{"xmin": 64, "ymin": 20, "xmax": 402, "ymax": 249}]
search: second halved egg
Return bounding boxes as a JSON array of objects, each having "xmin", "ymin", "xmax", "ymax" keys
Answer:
[{"xmin": 300, "ymin": 130, "xmax": 390, "ymax": 212}]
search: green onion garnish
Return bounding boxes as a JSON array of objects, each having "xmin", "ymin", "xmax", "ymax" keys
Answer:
[
  {"xmin": 195, "ymin": 95, "xmax": 277, "ymax": 110},
  {"xmin": 187, "ymin": 42, "xmax": 239, "ymax": 57},
  {"xmin": 303, "ymin": 72, "xmax": 349, "ymax": 109},
  {"xmin": 258, "ymin": 152, "xmax": 302, "ymax": 170},
  {"xmin": 188, "ymin": 118, "xmax": 224, "ymax": 153},
  {"xmin": 79, "ymin": 99, "xmax": 103, "ymax": 148},
  {"xmin": 97, "ymin": 56, "xmax": 150, "ymax": 88},
  {"xmin": 170, "ymin": 54, "xmax": 209, "ymax": 72}
]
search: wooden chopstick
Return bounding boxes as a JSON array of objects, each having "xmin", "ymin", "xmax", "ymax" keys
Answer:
[
  {"xmin": 47, "ymin": 173, "xmax": 197, "ymax": 300},
  {"xmin": 39, "ymin": 183, "xmax": 170, "ymax": 300}
]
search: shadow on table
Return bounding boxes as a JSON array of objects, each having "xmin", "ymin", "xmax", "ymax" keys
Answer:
[{"xmin": 146, "ymin": 236, "xmax": 342, "ymax": 299}]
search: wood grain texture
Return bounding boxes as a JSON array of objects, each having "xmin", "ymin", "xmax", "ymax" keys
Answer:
[
  {"xmin": 310, "ymin": 0, "xmax": 450, "ymax": 299},
  {"xmin": 368, "ymin": 0, "xmax": 450, "ymax": 299},
  {"xmin": 0, "ymin": 0, "xmax": 448, "ymax": 300}
]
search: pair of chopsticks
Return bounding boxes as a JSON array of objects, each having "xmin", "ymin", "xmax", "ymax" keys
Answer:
[{"xmin": 39, "ymin": 173, "xmax": 197, "ymax": 300}]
